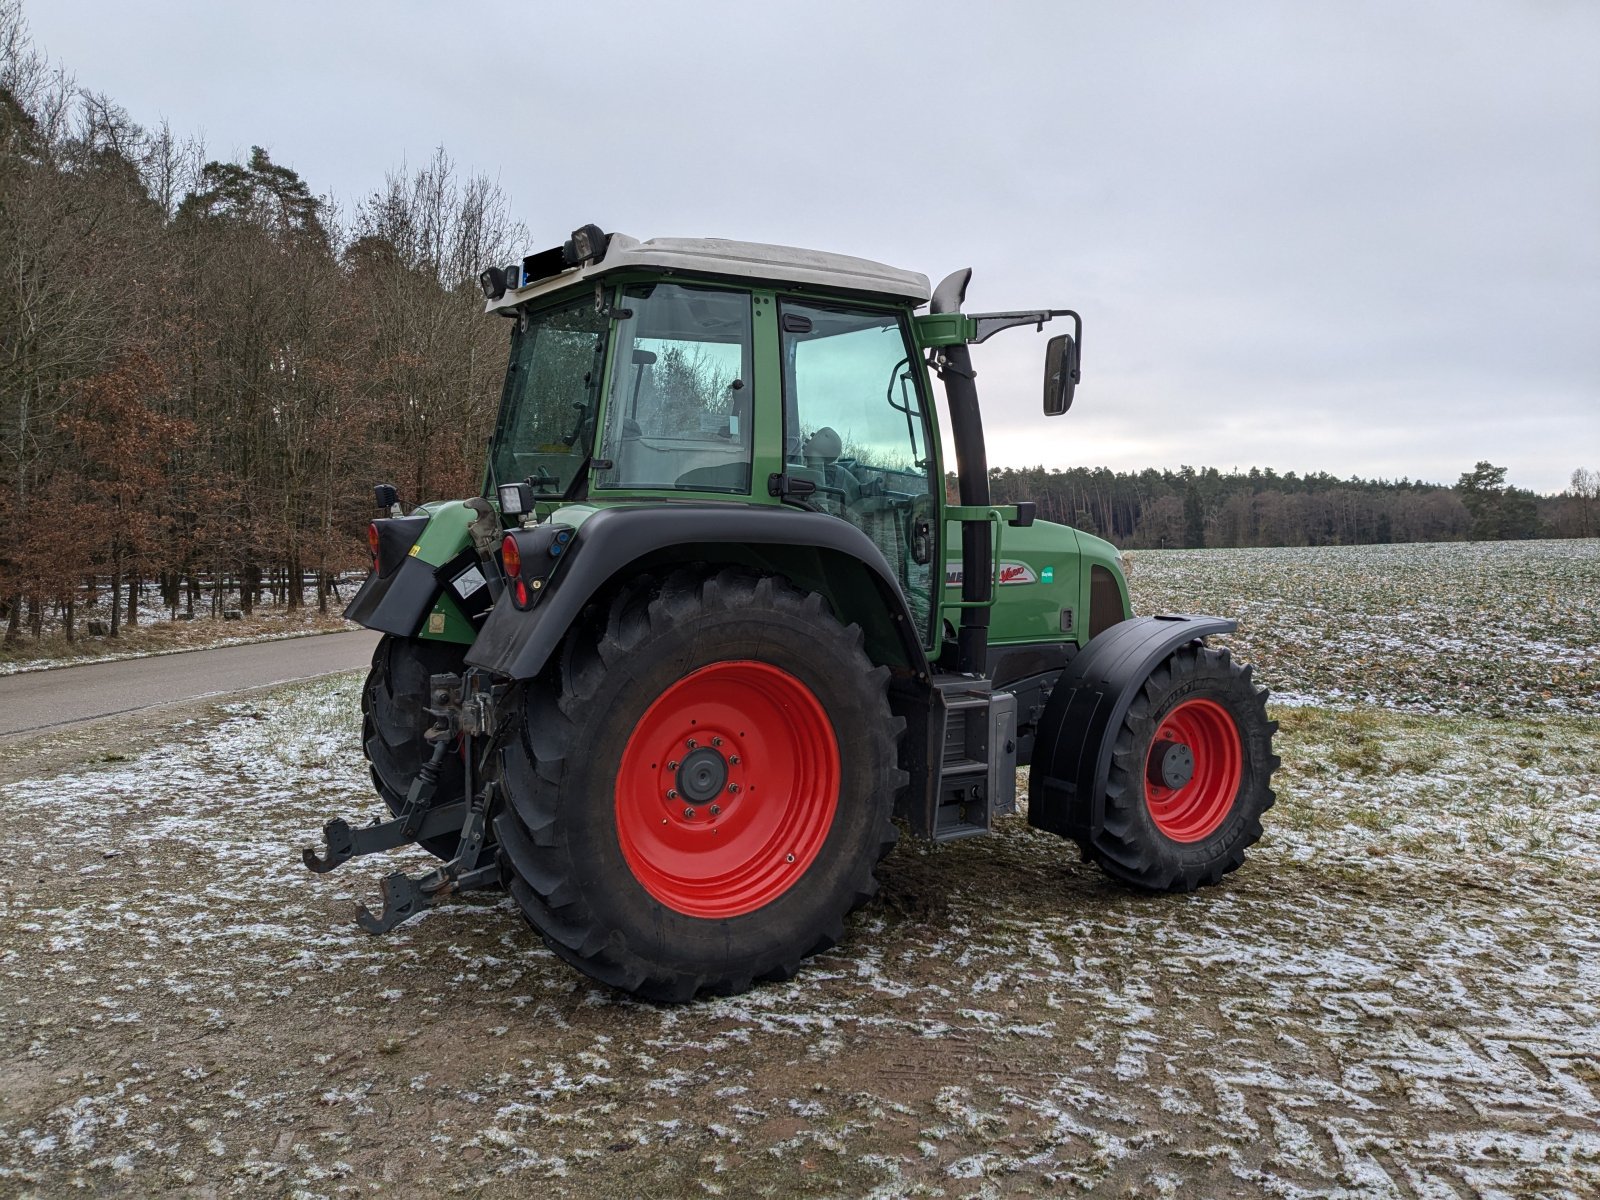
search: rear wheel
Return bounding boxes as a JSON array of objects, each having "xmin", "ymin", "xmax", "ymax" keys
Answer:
[
  {"xmin": 494, "ymin": 569, "xmax": 903, "ymax": 1002},
  {"xmin": 1086, "ymin": 644, "xmax": 1277, "ymax": 892},
  {"xmin": 361, "ymin": 634, "xmax": 467, "ymax": 860}
]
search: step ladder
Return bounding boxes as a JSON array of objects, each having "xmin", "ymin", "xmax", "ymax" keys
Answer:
[{"xmin": 929, "ymin": 676, "xmax": 1018, "ymax": 841}]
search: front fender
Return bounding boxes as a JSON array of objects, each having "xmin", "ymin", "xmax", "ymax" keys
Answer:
[
  {"xmin": 1027, "ymin": 614, "xmax": 1236, "ymax": 844},
  {"xmin": 464, "ymin": 504, "xmax": 930, "ymax": 680}
]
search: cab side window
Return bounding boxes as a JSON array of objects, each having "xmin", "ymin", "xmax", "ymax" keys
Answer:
[
  {"xmin": 780, "ymin": 300, "xmax": 937, "ymax": 636},
  {"xmin": 594, "ymin": 283, "xmax": 753, "ymax": 494}
]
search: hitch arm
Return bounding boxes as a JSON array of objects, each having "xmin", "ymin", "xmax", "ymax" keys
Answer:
[
  {"xmin": 301, "ymin": 732, "xmax": 453, "ymax": 873},
  {"xmin": 354, "ymin": 860, "xmax": 501, "ymax": 935},
  {"xmin": 352, "ymin": 779, "xmax": 502, "ymax": 934},
  {"xmin": 301, "ymin": 802, "xmax": 471, "ymax": 873},
  {"xmin": 304, "ymin": 668, "xmax": 508, "ymax": 935}
]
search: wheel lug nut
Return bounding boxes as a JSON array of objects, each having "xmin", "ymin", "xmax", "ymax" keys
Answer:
[
  {"xmin": 727, "ymin": 783, "xmax": 740, "ymax": 794},
  {"xmin": 683, "ymin": 807, "xmax": 696, "ymax": 819},
  {"xmin": 729, "ymin": 756, "xmax": 740, "ymax": 766},
  {"xmin": 709, "ymin": 804, "xmax": 721, "ymax": 816},
  {"xmin": 712, "ymin": 736, "xmax": 723, "ymax": 747},
  {"xmin": 667, "ymin": 760, "xmax": 679, "ymax": 770},
  {"xmin": 686, "ymin": 738, "xmax": 697, "ymax": 749},
  {"xmin": 666, "ymin": 789, "xmax": 679, "ymax": 800}
]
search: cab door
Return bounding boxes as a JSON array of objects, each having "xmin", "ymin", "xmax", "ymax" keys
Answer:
[{"xmin": 778, "ymin": 299, "xmax": 941, "ymax": 642}]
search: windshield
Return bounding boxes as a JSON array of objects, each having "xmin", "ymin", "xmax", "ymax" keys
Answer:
[{"xmin": 487, "ymin": 295, "xmax": 611, "ymax": 499}]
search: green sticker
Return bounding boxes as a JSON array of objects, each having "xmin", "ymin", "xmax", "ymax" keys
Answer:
[{"xmin": 1041, "ymin": 565, "xmax": 1054, "ymax": 583}]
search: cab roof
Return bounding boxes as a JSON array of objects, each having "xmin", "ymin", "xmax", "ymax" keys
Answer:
[{"xmin": 484, "ymin": 233, "xmax": 931, "ymax": 315}]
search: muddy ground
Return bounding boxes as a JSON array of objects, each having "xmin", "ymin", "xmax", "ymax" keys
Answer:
[{"xmin": 1, "ymin": 540, "xmax": 1597, "ymax": 1197}]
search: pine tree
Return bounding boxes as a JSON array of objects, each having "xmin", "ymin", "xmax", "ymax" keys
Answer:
[{"xmin": 1183, "ymin": 483, "xmax": 1206, "ymax": 549}]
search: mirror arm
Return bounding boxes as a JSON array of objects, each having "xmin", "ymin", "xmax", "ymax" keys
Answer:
[
  {"xmin": 1058, "ymin": 309, "xmax": 1083, "ymax": 382},
  {"xmin": 968, "ymin": 308, "xmax": 1082, "ymax": 350}
]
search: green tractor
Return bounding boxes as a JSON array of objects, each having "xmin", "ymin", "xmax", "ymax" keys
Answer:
[{"xmin": 310, "ymin": 224, "xmax": 1278, "ymax": 1001}]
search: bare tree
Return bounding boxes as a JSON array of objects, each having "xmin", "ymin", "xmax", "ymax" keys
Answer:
[
  {"xmin": 350, "ymin": 147, "xmax": 524, "ymax": 502},
  {"xmin": 1568, "ymin": 467, "xmax": 1598, "ymax": 538}
]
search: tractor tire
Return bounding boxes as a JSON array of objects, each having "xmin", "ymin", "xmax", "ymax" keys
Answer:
[
  {"xmin": 361, "ymin": 633, "xmax": 468, "ymax": 861},
  {"xmin": 494, "ymin": 568, "xmax": 903, "ymax": 1002},
  {"xmin": 1086, "ymin": 643, "xmax": 1277, "ymax": 892}
]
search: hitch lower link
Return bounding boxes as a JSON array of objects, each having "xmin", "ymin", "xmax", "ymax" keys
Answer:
[{"xmin": 303, "ymin": 671, "xmax": 503, "ymax": 934}]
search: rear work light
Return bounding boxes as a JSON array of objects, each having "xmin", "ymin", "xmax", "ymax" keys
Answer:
[{"xmin": 498, "ymin": 481, "xmax": 535, "ymax": 517}]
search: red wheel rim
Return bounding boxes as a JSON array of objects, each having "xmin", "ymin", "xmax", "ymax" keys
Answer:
[
  {"xmin": 1144, "ymin": 698, "xmax": 1242, "ymax": 842},
  {"xmin": 615, "ymin": 660, "xmax": 840, "ymax": 918}
]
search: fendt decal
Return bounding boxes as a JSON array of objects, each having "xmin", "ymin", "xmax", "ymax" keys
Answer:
[{"xmin": 945, "ymin": 561, "xmax": 1039, "ymax": 587}]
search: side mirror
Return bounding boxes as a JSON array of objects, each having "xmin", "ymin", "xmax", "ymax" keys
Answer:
[{"xmin": 1043, "ymin": 334, "xmax": 1078, "ymax": 416}]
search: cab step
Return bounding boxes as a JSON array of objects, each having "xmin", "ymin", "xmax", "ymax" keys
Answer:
[{"xmin": 929, "ymin": 675, "xmax": 1018, "ymax": 842}]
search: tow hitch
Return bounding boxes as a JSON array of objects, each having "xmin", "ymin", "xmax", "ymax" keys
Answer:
[{"xmin": 303, "ymin": 671, "xmax": 506, "ymax": 933}]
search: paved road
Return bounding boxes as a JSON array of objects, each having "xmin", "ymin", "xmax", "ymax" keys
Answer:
[{"xmin": 0, "ymin": 630, "xmax": 381, "ymax": 741}]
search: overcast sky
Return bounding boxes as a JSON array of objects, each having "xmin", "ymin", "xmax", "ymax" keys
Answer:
[{"xmin": 29, "ymin": 0, "xmax": 1600, "ymax": 492}]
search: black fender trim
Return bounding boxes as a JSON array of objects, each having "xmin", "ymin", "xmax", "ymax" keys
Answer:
[
  {"xmin": 343, "ymin": 554, "xmax": 442, "ymax": 637},
  {"xmin": 464, "ymin": 503, "xmax": 930, "ymax": 680},
  {"xmin": 1027, "ymin": 614, "xmax": 1236, "ymax": 843}
]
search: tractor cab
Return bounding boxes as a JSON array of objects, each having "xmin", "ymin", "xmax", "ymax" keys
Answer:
[{"xmin": 470, "ymin": 229, "xmax": 1104, "ymax": 664}]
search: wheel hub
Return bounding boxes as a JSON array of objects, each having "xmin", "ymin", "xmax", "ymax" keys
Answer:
[
  {"xmin": 676, "ymin": 746, "xmax": 728, "ymax": 803},
  {"xmin": 1148, "ymin": 739, "xmax": 1195, "ymax": 790},
  {"xmin": 1142, "ymin": 697, "xmax": 1243, "ymax": 843}
]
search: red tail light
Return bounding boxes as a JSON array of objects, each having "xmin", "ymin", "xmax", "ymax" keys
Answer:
[
  {"xmin": 513, "ymin": 578, "xmax": 529, "ymax": 607},
  {"xmin": 367, "ymin": 522, "xmax": 381, "ymax": 571},
  {"xmin": 501, "ymin": 534, "xmax": 521, "ymax": 579}
]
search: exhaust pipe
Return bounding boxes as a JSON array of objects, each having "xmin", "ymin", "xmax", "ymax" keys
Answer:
[{"xmin": 930, "ymin": 268, "xmax": 990, "ymax": 676}]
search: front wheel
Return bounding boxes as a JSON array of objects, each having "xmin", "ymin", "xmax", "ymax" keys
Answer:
[
  {"xmin": 494, "ymin": 569, "xmax": 903, "ymax": 1002},
  {"xmin": 1086, "ymin": 643, "xmax": 1278, "ymax": 892}
]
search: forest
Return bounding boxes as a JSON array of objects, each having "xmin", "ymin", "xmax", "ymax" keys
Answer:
[
  {"xmin": 0, "ymin": 2, "xmax": 521, "ymax": 642},
  {"xmin": 983, "ymin": 461, "xmax": 1598, "ymax": 551},
  {"xmin": 0, "ymin": 0, "xmax": 1594, "ymax": 646}
]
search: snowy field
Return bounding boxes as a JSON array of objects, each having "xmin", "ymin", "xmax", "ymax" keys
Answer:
[
  {"xmin": 1126, "ymin": 538, "xmax": 1599, "ymax": 716},
  {"xmin": 1, "ymin": 539, "xmax": 1597, "ymax": 1197}
]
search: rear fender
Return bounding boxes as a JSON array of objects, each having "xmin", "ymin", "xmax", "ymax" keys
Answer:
[
  {"xmin": 344, "ymin": 505, "xmax": 482, "ymax": 639},
  {"xmin": 1028, "ymin": 615, "xmax": 1236, "ymax": 844},
  {"xmin": 343, "ymin": 515, "xmax": 432, "ymax": 636},
  {"xmin": 464, "ymin": 504, "xmax": 930, "ymax": 680}
]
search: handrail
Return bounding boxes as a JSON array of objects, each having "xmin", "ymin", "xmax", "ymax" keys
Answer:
[{"xmin": 940, "ymin": 506, "xmax": 1008, "ymax": 610}]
